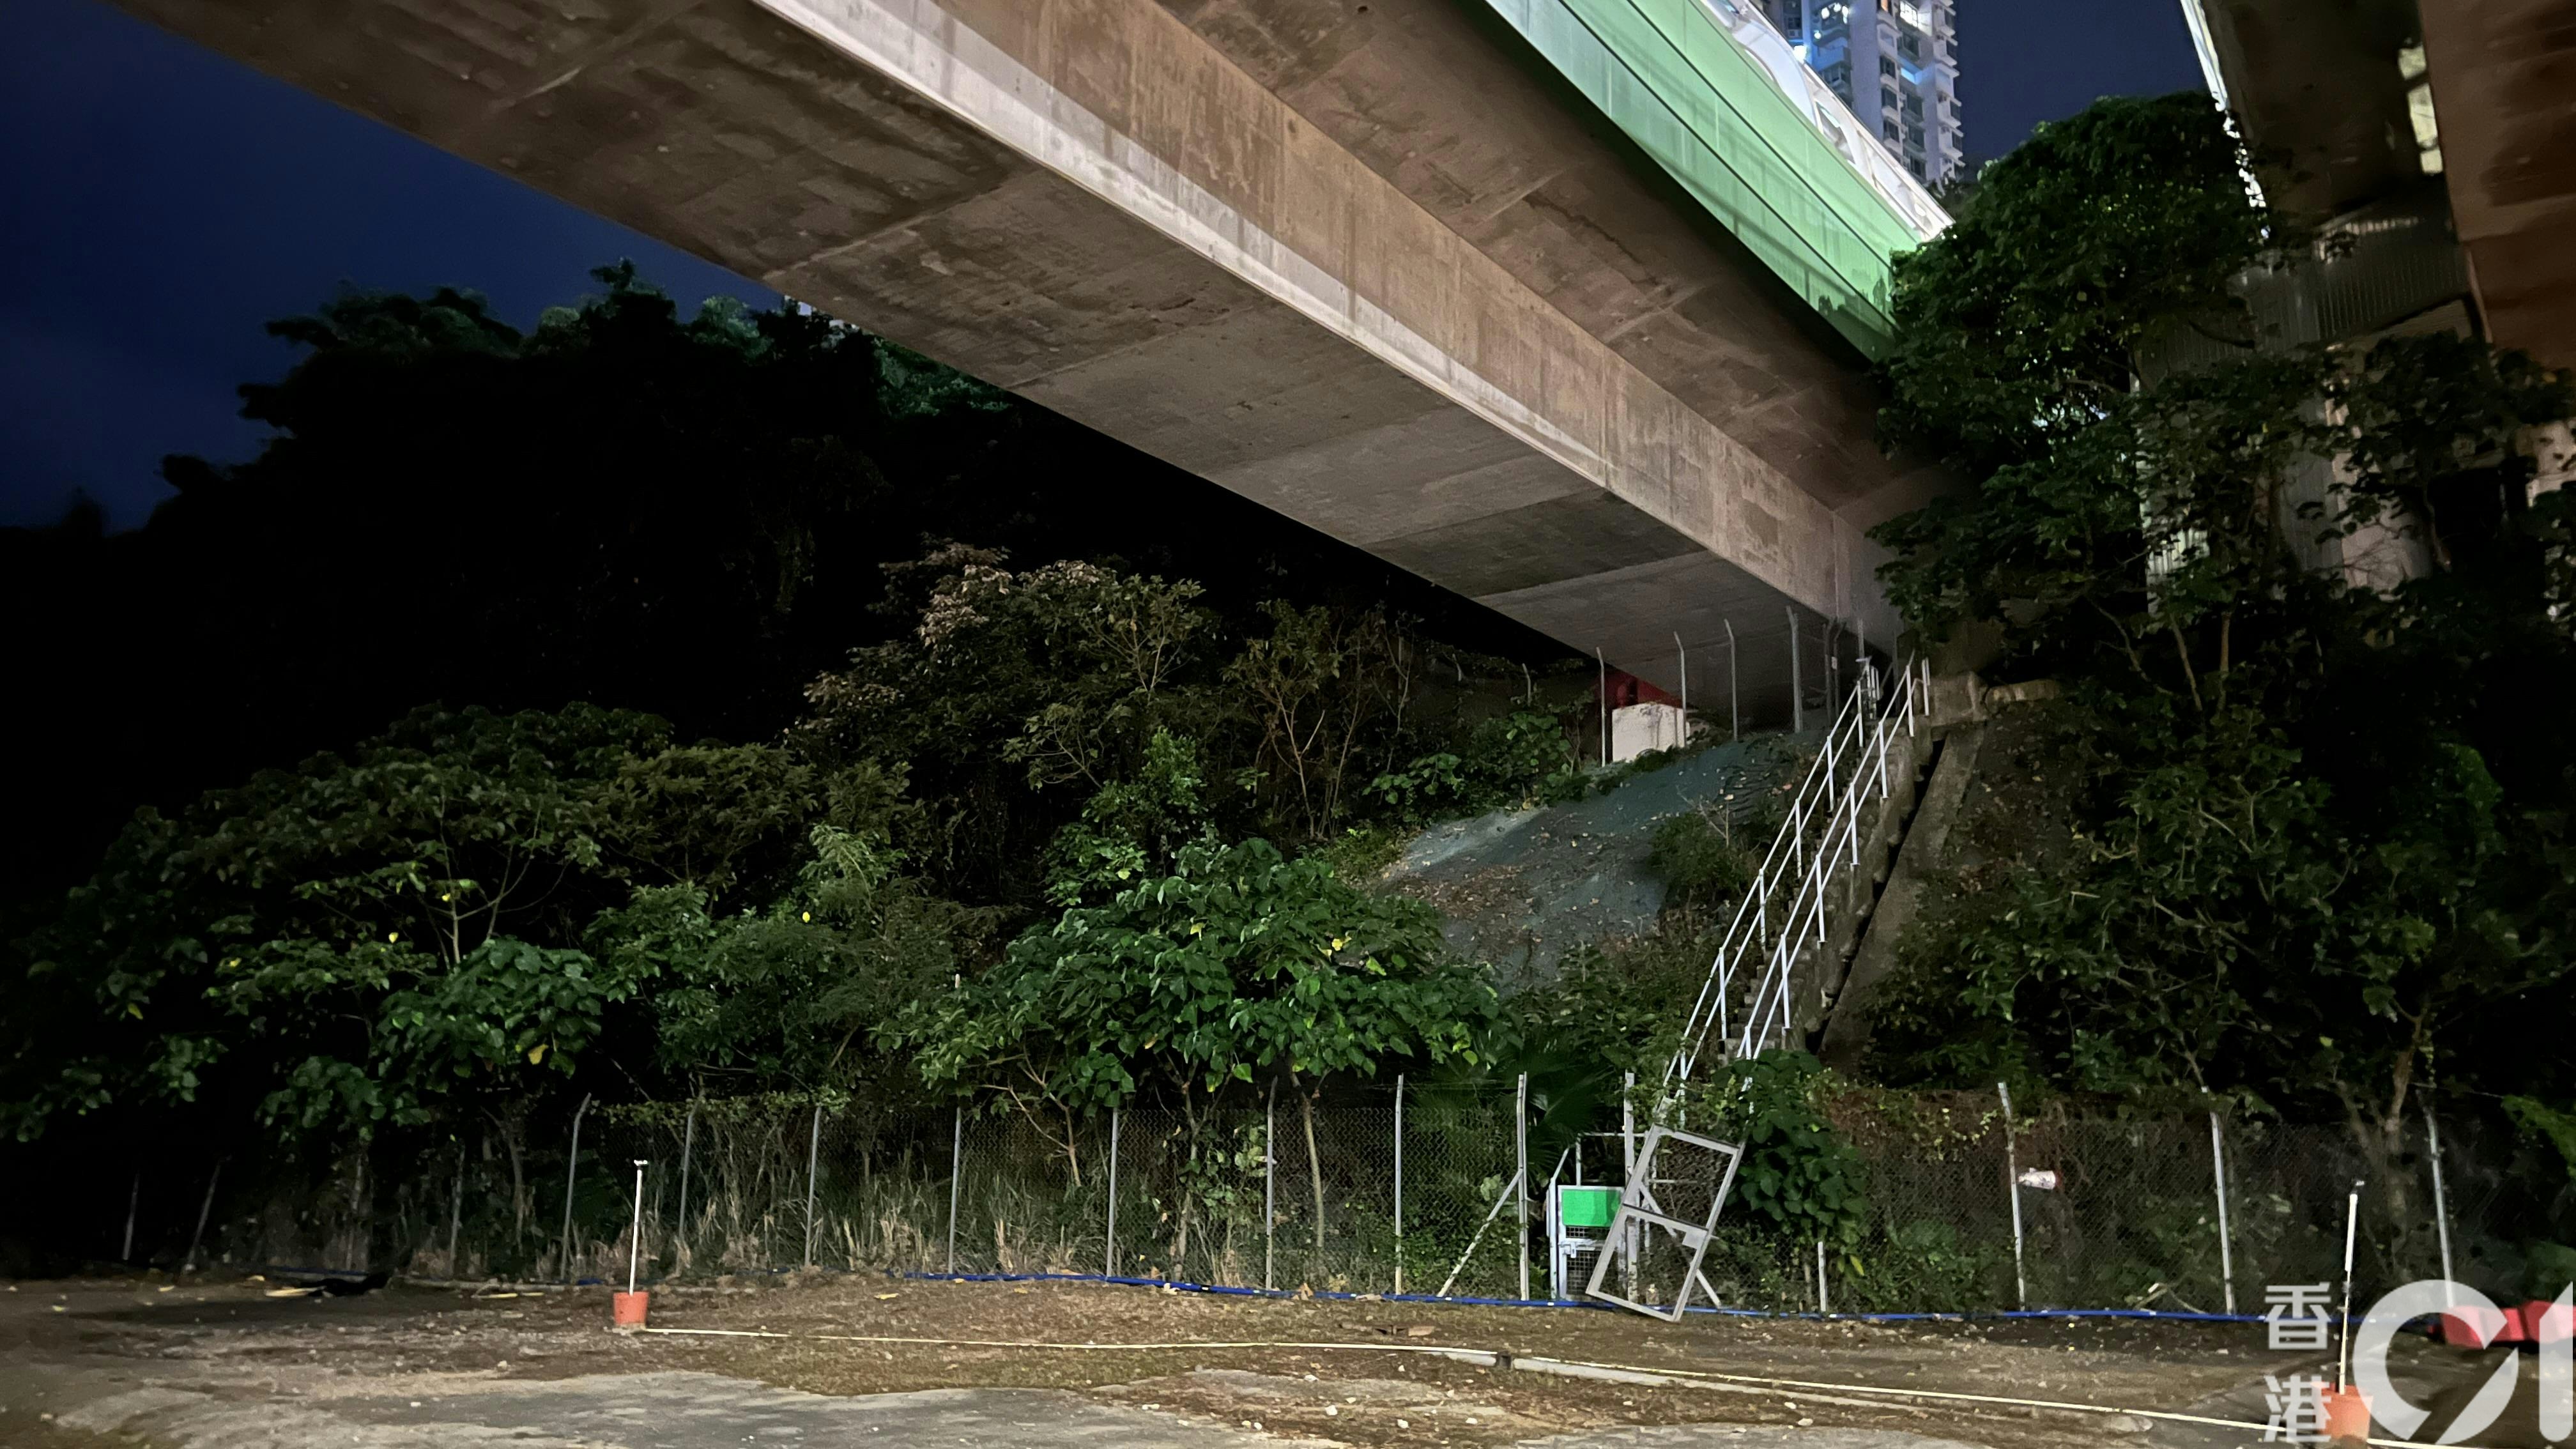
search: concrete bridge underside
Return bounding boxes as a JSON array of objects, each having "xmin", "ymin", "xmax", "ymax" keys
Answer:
[{"xmin": 123, "ymin": 0, "xmax": 1945, "ymax": 716}]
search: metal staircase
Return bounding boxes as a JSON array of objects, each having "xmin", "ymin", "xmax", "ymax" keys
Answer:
[
  {"xmin": 1584, "ymin": 656, "xmax": 1934, "ymax": 1318},
  {"xmin": 1666, "ymin": 655, "xmax": 1931, "ymax": 1085}
]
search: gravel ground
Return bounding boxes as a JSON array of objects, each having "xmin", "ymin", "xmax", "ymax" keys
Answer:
[{"xmin": 0, "ymin": 1273, "xmax": 2547, "ymax": 1448}]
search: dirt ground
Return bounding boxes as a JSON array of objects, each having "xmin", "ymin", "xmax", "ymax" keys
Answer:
[{"xmin": 0, "ymin": 1271, "xmax": 2553, "ymax": 1448}]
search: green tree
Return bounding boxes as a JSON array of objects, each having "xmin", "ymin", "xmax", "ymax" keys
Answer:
[
  {"xmin": 901, "ymin": 837, "xmax": 1498, "ymax": 1247},
  {"xmin": 796, "ymin": 550, "xmax": 1215, "ymax": 900},
  {"xmin": 4, "ymin": 706, "xmax": 875, "ymax": 1141},
  {"xmin": 1864, "ymin": 93, "xmax": 2576, "ymax": 1156},
  {"xmin": 592, "ymin": 825, "xmax": 988, "ymax": 1094}
]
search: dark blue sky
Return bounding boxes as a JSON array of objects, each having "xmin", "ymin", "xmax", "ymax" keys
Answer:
[{"xmin": 1, "ymin": 0, "xmax": 2202, "ymax": 530}]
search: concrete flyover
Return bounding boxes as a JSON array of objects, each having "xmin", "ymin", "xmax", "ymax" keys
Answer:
[{"xmin": 119, "ymin": 0, "xmax": 1951, "ymax": 717}]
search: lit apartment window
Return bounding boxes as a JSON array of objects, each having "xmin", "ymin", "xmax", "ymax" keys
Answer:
[{"xmin": 2397, "ymin": 43, "xmax": 2442, "ymax": 174}]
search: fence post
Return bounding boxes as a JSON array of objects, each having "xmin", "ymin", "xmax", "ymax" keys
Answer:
[
  {"xmin": 1264, "ymin": 1079, "xmax": 1278, "ymax": 1292},
  {"xmin": 803, "ymin": 1103, "xmax": 823, "ymax": 1268},
  {"xmin": 560, "ymin": 1092, "xmax": 592, "ymax": 1284},
  {"xmin": 2425, "ymin": 1100, "xmax": 2456, "ymax": 1287},
  {"xmin": 1997, "ymin": 1082, "xmax": 2026, "ymax": 1310},
  {"xmin": 2209, "ymin": 1110, "xmax": 2237, "ymax": 1314},
  {"xmin": 1621, "ymin": 1070, "xmax": 1637, "ymax": 1300},
  {"xmin": 121, "ymin": 1171, "xmax": 140, "ymax": 1262},
  {"xmin": 675, "ymin": 1103, "xmax": 696, "ymax": 1271},
  {"xmin": 627, "ymin": 1159, "xmax": 648, "ymax": 1294},
  {"xmin": 183, "ymin": 1159, "xmax": 223, "ymax": 1275},
  {"xmin": 1516, "ymin": 1072, "xmax": 1531, "ymax": 1303},
  {"xmin": 1105, "ymin": 1107, "xmax": 1121, "ymax": 1279},
  {"xmin": 447, "ymin": 1146, "xmax": 464, "ymax": 1276},
  {"xmin": 1724, "ymin": 618, "xmax": 1738, "ymax": 742},
  {"xmin": 1816, "ymin": 1238, "xmax": 1830, "ymax": 1315},
  {"xmin": 946, "ymin": 1107, "xmax": 962, "ymax": 1276},
  {"xmin": 1392, "ymin": 1074, "xmax": 1405, "ymax": 1296},
  {"xmin": 1788, "ymin": 607, "xmax": 1804, "ymax": 733},
  {"xmin": 1596, "ymin": 648, "xmax": 1609, "ymax": 766}
]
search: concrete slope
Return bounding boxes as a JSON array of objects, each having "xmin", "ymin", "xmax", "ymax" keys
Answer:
[
  {"xmin": 118, "ymin": 0, "xmax": 1915, "ymax": 717},
  {"xmin": 1388, "ymin": 735, "xmax": 1804, "ymax": 982}
]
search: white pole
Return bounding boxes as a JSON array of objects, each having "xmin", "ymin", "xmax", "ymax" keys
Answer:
[
  {"xmin": 2336, "ymin": 1182, "xmax": 2363, "ymax": 1392},
  {"xmin": 1621, "ymin": 1071, "xmax": 1637, "ymax": 1299},
  {"xmin": 1675, "ymin": 631, "xmax": 1689, "ymax": 744},
  {"xmin": 1788, "ymin": 608, "xmax": 1804, "ymax": 733},
  {"xmin": 184, "ymin": 1160, "xmax": 223, "ymax": 1275},
  {"xmin": 1264, "ymin": 1080, "xmax": 1278, "ymax": 1292},
  {"xmin": 1724, "ymin": 618, "xmax": 1739, "ymax": 741},
  {"xmin": 1392, "ymin": 1075, "xmax": 1406, "ymax": 1296},
  {"xmin": 627, "ymin": 1160, "xmax": 648, "ymax": 1294},
  {"xmin": 803, "ymin": 1103, "xmax": 822, "ymax": 1268},
  {"xmin": 559, "ymin": 1092, "xmax": 591, "ymax": 1284},
  {"xmin": 1516, "ymin": 1073, "xmax": 1531, "ymax": 1301},
  {"xmin": 1105, "ymin": 1107, "xmax": 1121, "ymax": 1278},
  {"xmin": 675, "ymin": 1102, "xmax": 696, "ymax": 1269},
  {"xmin": 1437, "ymin": 1173, "xmax": 1521, "ymax": 1298},
  {"xmin": 1816, "ymin": 1238, "xmax": 1830, "ymax": 1315},
  {"xmin": 2424, "ymin": 1101, "xmax": 2455, "ymax": 1289},
  {"xmin": 946, "ymin": 1107, "xmax": 962, "ymax": 1275},
  {"xmin": 2209, "ymin": 1111, "xmax": 2237, "ymax": 1315},
  {"xmin": 1998, "ymin": 1082, "xmax": 2027, "ymax": 1309},
  {"xmin": 1597, "ymin": 648, "xmax": 1609, "ymax": 766}
]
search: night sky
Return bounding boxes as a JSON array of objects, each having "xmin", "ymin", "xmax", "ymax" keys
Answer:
[{"xmin": 1, "ymin": 0, "xmax": 2205, "ymax": 531}]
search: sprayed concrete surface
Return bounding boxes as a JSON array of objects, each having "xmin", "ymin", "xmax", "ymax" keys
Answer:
[{"xmin": 1389, "ymin": 735, "xmax": 1802, "ymax": 981}]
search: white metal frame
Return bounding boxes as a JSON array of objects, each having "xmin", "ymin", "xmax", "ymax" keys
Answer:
[{"xmin": 1582, "ymin": 1125, "xmax": 1745, "ymax": 1321}]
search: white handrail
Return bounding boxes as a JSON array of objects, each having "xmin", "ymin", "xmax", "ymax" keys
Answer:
[{"xmin": 1666, "ymin": 653, "xmax": 1920, "ymax": 1087}]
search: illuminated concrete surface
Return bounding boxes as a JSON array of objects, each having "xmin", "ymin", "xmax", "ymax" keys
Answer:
[{"xmin": 119, "ymin": 0, "xmax": 1953, "ymax": 712}]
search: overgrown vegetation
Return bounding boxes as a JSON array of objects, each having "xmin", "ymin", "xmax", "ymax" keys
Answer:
[
  {"xmin": 1863, "ymin": 95, "xmax": 2576, "ymax": 1177},
  {"xmin": 11, "ymin": 93, "xmax": 2572, "ymax": 1290},
  {"xmin": 2, "ymin": 267, "xmax": 1636, "ymax": 1245}
]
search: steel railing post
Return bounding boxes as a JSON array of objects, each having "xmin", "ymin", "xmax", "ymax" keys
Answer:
[
  {"xmin": 1516, "ymin": 1073, "xmax": 1531, "ymax": 1302},
  {"xmin": 2000, "ymin": 1083, "xmax": 2027, "ymax": 1309},
  {"xmin": 1392, "ymin": 1075, "xmax": 1405, "ymax": 1296},
  {"xmin": 946, "ymin": 1107, "xmax": 962, "ymax": 1275},
  {"xmin": 2209, "ymin": 1110, "xmax": 2236, "ymax": 1315}
]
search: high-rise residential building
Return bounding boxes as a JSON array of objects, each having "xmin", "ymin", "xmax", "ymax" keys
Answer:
[{"xmin": 1765, "ymin": 1, "xmax": 1964, "ymax": 187}]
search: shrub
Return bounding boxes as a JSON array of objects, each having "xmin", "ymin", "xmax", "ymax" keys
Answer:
[{"xmin": 1648, "ymin": 809, "xmax": 1752, "ymax": 910}]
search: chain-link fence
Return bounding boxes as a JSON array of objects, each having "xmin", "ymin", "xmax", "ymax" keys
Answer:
[{"xmin": 359, "ymin": 1084, "xmax": 2549, "ymax": 1319}]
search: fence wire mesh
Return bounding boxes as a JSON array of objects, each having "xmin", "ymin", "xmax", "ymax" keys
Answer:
[{"xmin": 301, "ymin": 1087, "xmax": 2539, "ymax": 1318}]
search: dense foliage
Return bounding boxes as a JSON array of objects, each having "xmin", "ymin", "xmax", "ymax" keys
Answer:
[
  {"xmin": 2, "ymin": 272, "xmax": 1613, "ymax": 1171},
  {"xmin": 2, "ymin": 266, "xmax": 1557, "ymax": 908},
  {"xmin": 1864, "ymin": 96, "xmax": 2576, "ymax": 1160}
]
